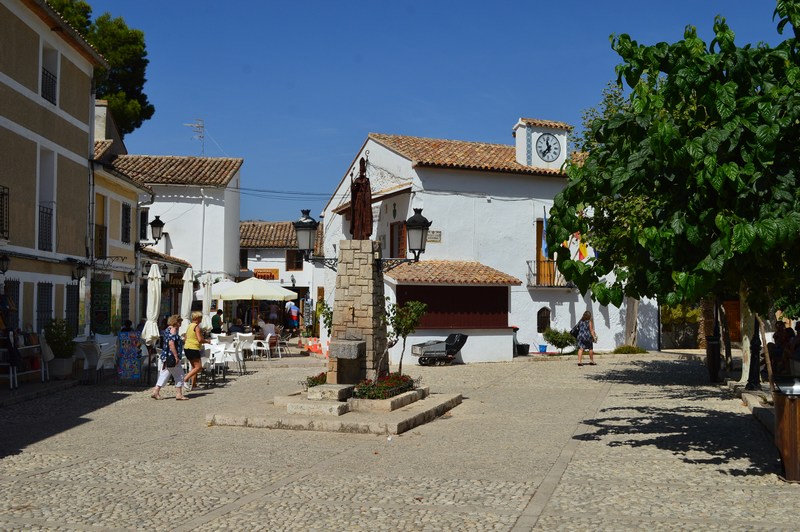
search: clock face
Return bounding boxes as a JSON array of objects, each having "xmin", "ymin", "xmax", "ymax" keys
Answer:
[{"xmin": 536, "ymin": 133, "xmax": 561, "ymax": 163}]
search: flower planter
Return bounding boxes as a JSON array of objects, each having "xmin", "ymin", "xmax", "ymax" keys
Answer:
[{"xmin": 49, "ymin": 358, "xmax": 74, "ymax": 380}]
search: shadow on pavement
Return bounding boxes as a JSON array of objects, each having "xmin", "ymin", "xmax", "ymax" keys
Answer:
[
  {"xmin": 0, "ymin": 384, "xmax": 136, "ymax": 459},
  {"xmin": 576, "ymin": 358, "xmax": 781, "ymax": 477}
]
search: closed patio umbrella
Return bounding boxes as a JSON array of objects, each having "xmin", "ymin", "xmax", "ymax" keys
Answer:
[
  {"xmin": 178, "ymin": 267, "xmax": 194, "ymax": 336},
  {"xmin": 200, "ymin": 273, "xmax": 213, "ymax": 330},
  {"xmin": 142, "ymin": 264, "xmax": 162, "ymax": 347}
]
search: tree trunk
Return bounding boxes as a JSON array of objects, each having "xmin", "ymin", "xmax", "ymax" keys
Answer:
[
  {"xmin": 698, "ymin": 297, "xmax": 715, "ymax": 349},
  {"xmin": 718, "ymin": 303, "xmax": 733, "ymax": 371},
  {"xmin": 625, "ymin": 297, "xmax": 639, "ymax": 346}
]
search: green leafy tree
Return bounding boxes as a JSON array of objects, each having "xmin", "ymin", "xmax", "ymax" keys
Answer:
[
  {"xmin": 547, "ymin": 1, "xmax": 800, "ymax": 319},
  {"xmin": 383, "ymin": 298, "xmax": 427, "ymax": 375},
  {"xmin": 50, "ymin": 0, "xmax": 155, "ymax": 137}
]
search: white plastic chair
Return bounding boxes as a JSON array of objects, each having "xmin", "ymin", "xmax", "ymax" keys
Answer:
[
  {"xmin": 39, "ymin": 336, "xmax": 55, "ymax": 381},
  {"xmin": 219, "ymin": 335, "xmax": 244, "ymax": 375},
  {"xmin": 277, "ymin": 331, "xmax": 292, "ymax": 357},
  {"xmin": 253, "ymin": 337, "xmax": 271, "ymax": 360},
  {"xmin": 237, "ymin": 333, "xmax": 258, "ymax": 361}
]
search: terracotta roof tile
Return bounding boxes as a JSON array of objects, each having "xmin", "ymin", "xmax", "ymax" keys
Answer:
[
  {"xmin": 240, "ymin": 219, "xmax": 324, "ymax": 255},
  {"xmin": 385, "ymin": 260, "xmax": 521, "ymax": 286},
  {"xmin": 112, "ymin": 155, "xmax": 243, "ymax": 187},
  {"xmin": 141, "ymin": 247, "xmax": 191, "ymax": 266},
  {"xmin": 240, "ymin": 221, "xmax": 296, "ymax": 248},
  {"xmin": 369, "ymin": 133, "xmax": 565, "ymax": 176},
  {"xmin": 93, "ymin": 139, "xmax": 113, "ymax": 160},
  {"xmin": 519, "ymin": 118, "xmax": 573, "ymax": 131}
]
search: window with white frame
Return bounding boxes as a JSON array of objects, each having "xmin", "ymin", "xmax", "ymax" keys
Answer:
[{"xmin": 41, "ymin": 44, "xmax": 58, "ymax": 105}]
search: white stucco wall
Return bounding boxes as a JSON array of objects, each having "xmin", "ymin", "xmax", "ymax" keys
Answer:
[
  {"xmin": 245, "ymin": 247, "xmax": 312, "ymax": 293},
  {"xmin": 146, "ymin": 175, "xmax": 240, "ymax": 280}
]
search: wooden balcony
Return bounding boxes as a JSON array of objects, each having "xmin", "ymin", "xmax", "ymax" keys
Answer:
[{"xmin": 526, "ymin": 259, "xmax": 573, "ymax": 288}]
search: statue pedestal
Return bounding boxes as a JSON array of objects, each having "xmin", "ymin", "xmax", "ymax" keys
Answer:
[{"xmin": 327, "ymin": 340, "xmax": 366, "ymax": 384}]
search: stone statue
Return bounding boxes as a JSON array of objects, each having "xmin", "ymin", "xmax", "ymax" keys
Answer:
[{"xmin": 349, "ymin": 157, "xmax": 372, "ymax": 240}]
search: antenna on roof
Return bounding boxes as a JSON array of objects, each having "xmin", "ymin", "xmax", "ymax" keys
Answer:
[{"xmin": 184, "ymin": 119, "xmax": 205, "ymax": 156}]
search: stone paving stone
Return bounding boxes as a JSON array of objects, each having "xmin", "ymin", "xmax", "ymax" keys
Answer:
[{"xmin": 0, "ymin": 353, "xmax": 796, "ymax": 531}]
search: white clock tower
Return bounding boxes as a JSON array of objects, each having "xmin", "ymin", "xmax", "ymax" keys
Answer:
[{"xmin": 512, "ymin": 118, "xmax": 572, "ymax": 170}]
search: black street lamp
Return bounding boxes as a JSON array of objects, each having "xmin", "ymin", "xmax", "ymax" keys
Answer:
[
  {"xmin": 404, "ymin": 208, "xmax": 432, "ymax": 261},
  {"xmin": 293, "ymin": 207, "xmax": 432, "ymax": 272},
  {"xmin": 293, "ymin": 209, "xmax": 319, "ymax": 261},
  {"xmin": 72, "ymin": 262, "xmax": 86, "ymax": 281},
  {"xmin": 0, "ymin": 254, "xmax": 9, "ymax": 275},
  {"xmin": 124, "ymin": 270, "xmax": 135, "ymax": 284},
  {"xmin": 137, "ymin": 216, "xmax": 166, "ymax": 250}
]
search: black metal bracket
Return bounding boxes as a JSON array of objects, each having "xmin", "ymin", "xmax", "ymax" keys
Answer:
[
  {"xmin": 305, "ymin": 256, "xmax": 339, "ymax": 272},
  {"xmin": 377, "ymin": 258, "xmax": 414, "ymax": 272}
]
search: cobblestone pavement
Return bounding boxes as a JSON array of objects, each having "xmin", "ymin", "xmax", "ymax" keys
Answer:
[{"xmin": 0, "ymin": 353, "xmax": 796, "ymax": 531}]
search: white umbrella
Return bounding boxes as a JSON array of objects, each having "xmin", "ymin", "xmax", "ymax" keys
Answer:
[
  {"xmin": 178, "ymin": 267, "xmax": 194, "ymax": 336},
  {"xmin": 200, "ymin": 273, "xmax": 213, "ymax": 330},
  {"xmin": 217, "ymin": 277, "xmax": 297, "ymax": 301},
  {"xmin": 142, "ymin": 264, "xmax": 162, "ymax": 346},
  {"xmin": 217, "ymin": 278, "xmax": 297, "ymax": 327},
  {"xmin": 194, "ymin": 278, "xmax": 236, "ymax": 299}
]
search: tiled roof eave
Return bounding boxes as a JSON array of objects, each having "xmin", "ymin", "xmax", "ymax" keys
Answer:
[
  {"xmin": 413, "ymin": 161, "xmax": 567, "ymax": 177},
  {"xmin": 386, "ymin": 280, "xmax": 522, "ymax": 287}
]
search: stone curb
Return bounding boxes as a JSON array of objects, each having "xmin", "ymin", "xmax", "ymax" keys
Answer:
[{"xmin": 207, "ymin": 392, "xmax": 462, "ymax": 435}]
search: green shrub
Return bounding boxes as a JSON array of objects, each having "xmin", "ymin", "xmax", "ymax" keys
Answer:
[
  {"xmin": 353, "ymin": 372, "xmax": 416, "ymax": 400},
  {"xmin": 542, "ymin": 328, "xmax": 577, "ymax": 354},
  {"xmin": 306, "ymin": 371, "xmax": 327, "ymax": 388},
  {"xmin": 43, "ymin": 318, "xmax": 76, "ymax": 359},
  {"xmin": 613, "ymin": 344, "xmax": 647, "ymax": 354}
]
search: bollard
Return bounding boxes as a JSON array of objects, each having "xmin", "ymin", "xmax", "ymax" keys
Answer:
[
  {"xmin": 773, "ymin": 377, "xmax": 800, "ymax": 481},
  {"xmin": 706, "ymin": 335, "xmax": 721, "ymax": 383}
]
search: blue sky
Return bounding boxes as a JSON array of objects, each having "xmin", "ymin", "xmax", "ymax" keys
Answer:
[{"xmin": 86, "ymin": 1, "xmax": 784, "ymax": 222}]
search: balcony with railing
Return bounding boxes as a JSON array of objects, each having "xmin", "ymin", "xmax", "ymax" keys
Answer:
[
  {"xmin": 526, "ymin": 259, "xmax": 572, "ymax": 288},
  {"xmin": 38, "ymin": 204, "xmax": 53, "ymax": 251},
  {"xmin": 41, "ymin": 67, "xmax": 57, "ymax": 104},
  {"xmin": 95, "ymin": 224, "xmax": 107, "ymax": 259}
]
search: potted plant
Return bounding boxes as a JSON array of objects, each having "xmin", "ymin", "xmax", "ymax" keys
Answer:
[{"xmin": 43, "ymin": 318, "xmax": 76, "ymax": 379}]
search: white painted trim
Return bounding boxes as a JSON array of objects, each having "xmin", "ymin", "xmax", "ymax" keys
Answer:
[
  {"xmin": 0, "ymin": 71, "xmax": 91, "ymax": 133},
  {"xmin": 0, "ymin": 119, "xmax": 89, "ymax": 167}
]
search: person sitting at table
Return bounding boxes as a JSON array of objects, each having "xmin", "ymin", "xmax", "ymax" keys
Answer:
[
  {"xmin": 228, "ymin": 318, "xmax": 244, "ymax": 334},
  {"xmin": 263, "ymin": 321, "xmax": 276, "ymax": 336},
  {"xmin": 211, "ymin": 309, "xmax": 224, "ymax": 334},
  {"xmin": 257, "ymin": 314, "xmax": 268, "ymax": 333},
  {"xmin": 120, "ymin": 320, "xmax": 134, "ymax": 332},
  {"xmin": 182, "ymin": 311, "xmax": 210, "ymax": 392}
]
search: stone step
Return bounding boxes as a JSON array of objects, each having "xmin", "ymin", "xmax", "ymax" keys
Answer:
[
  {"xmin": 207, "ymin": 392, "xmax": 462, "ymax": 435},
  {"xmin": 286, "ymin": 399, "xmax": 349, "ymax": 416},
  {"xmin": 307, "ymin": 384, "xmax": 354, "ymax": 401},
  {"xmin": 349, "ymin": 387, "xmax": 429, "ymax": 413}
]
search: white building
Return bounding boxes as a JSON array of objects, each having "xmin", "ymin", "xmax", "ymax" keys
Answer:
[
  {"xmin": 317, "ymin": 118, "xmax": 658, "ymax": 364},
  {"xmin": 111, "ymin": 154, "xmax": 244, "ymax": 282},
  {"xmin": 239, "ymin": 219, "xmax": 313, "ymax": 305}
]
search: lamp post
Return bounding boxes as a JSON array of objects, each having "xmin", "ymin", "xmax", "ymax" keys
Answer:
[
  {"xmin": 292, "ymin": 208, "xmax": 432, "ymax": 272},
  {"xmin": 0, "ymin": 254, "xmax": 9, "ymax": 275}
]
